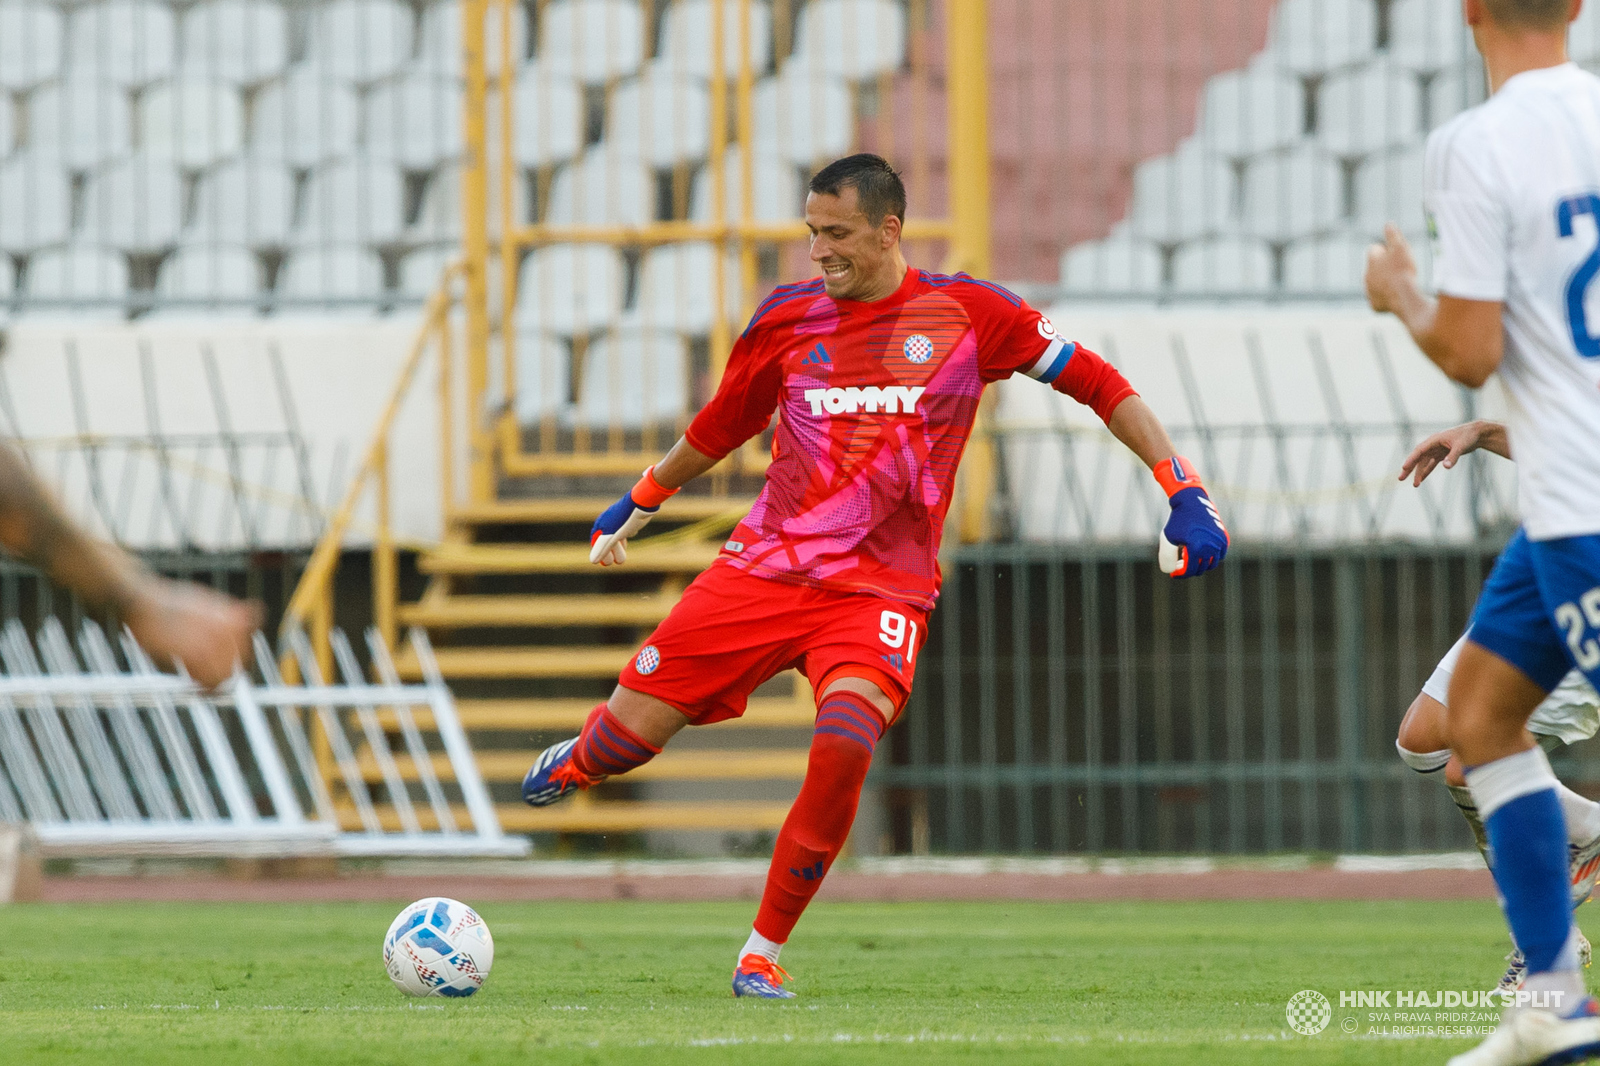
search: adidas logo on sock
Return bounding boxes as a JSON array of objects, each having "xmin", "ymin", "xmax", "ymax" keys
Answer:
[{"xmin": 788, "ymin": 861, "xmax": 825, "ymax": 882}]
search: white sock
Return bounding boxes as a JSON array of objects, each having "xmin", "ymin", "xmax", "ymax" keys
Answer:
[
  {"xmin": 740, "ymin": 928, "xmax": 782, "ymax": 964},
  {"xmin": 1556, "ymin": 782, "xmax": 1600, "ymax": 845}
]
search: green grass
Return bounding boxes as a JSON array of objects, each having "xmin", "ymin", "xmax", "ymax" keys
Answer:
[{"xmin": 0, "ymin": 897, "xmax": 1541, "ymax": 1063}]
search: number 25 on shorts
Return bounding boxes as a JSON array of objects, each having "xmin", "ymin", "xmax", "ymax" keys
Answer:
[
  {"xmin": 879, "ymin": 610, "xmax": 919, "ymax": 667},
  {"xmin": 1556, "ymin": 588, "xmax": 1600, "ymax": 671}
]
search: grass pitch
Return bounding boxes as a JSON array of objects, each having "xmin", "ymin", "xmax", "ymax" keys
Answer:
[{"xmin": 0, "ymin": 897, "xmax": 1539, "ymax": 1064}]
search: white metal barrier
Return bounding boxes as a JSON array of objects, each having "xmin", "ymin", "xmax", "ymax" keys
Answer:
[{"xmin": 0, "ymin": 618, "xmax": 526, "ymax": 858}]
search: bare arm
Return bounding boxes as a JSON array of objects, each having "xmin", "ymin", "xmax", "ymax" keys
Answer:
[
  {"xmin": 1106, "ymin": 395, "xmax": 1178, "ymax": 470},
  {"xmin": 648, "ymin": 435, "xmax": 722, "ymax": 490},
  {"xmin": 0, "ymin": 442, "xmax": 257, "ymax": 687},
  {"xmin": 1398, "ymin": 420, "xmax": 1511, "ymax": 487},
  {"xmin": 1366, "ymin": 225, "xmax": 1504, "ymax": 388}
]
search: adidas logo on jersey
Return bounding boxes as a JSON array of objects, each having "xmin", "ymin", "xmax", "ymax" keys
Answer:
[
  {"xmin": 803, "ymin": 386, "xmax": 927, "ymax": 416},
  {"xmin": 798, "ymin": 343, "xmax": 833, "ymax": 368}
]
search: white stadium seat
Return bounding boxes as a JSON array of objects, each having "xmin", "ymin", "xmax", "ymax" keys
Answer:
[
  {"xmin": 251, "ymin": 70, "xmax": 361, "ymax": 168},
  {"xmin": 304, "ymin": 0, "xmax": 415, "ymax": 85},
  {"xmin": 297, "ymin": 160, "xmax": 408, "ymax": 246},
  {"xmin": 790, "ymin": 0, "xmax": 905, "ymax": 81},
  {"xmin": 1128, "ymin": 142, "xmax": 1234, "ymax": 244},
  {"xmin": 24, "ymin": 247, "xmax": 130, "ymax": 304},
  {"xmin": 415, "ymin": 166, "xmax": 468, "ymax": 243},
  {"xmin": 28, "ymin": 77, "xmax": 132, "ymax": 169},
  {"xmin": 1388, "ymin": 0, "xmax": 1473, "ymax": 72},
  {"xmin": 1059, "ymin": 235, "xmax": 1165, "ymax": 294},
  {"xmin": 1197, "ymin": 61, "xmax": 1304, "ymax": 159},
  {"xmin": 1243, "ymin": 146, "xmax": 1343, "ymax": 241},
  {"xmin": 0, "ymin": 156, "xmax": 71, "ymax": 251},
  {"xmin": 512, "ymin": 331, "xmax": 573, "ymax": 422},
  {"xmin": 0, "ymin": 254, "xmax": 13, "ymax": 301},
  {"xmin": 1427, "ymin": 62, "xmax": 1487, "ymax": 128},
  {"xmin": 418, "ymin": 0, "xmax": 529, "ymax": 79},
  {"xmin": 1354, "ymin": 145, "xmax": 1427, "ymax": 236},
  {"xmin": 1282, "ymin": 234, "xmax": 1370, "ymax": 294},
  {"xmin": 658, "ymin": 0, "xmax": 774, "ymax": 80},
  {"xmin": 514, "ymin": 244, "xmax": 625, "ymax": 335},
  {"xmin": 157, "ymin": 245, "xmax": 262, "ymax": 304},
  {"xmin": 81, "ymin": 156, "xmax": 188, "ymax": 252},
  {"xmin": 192, "ymin": 160, "xmax": 296, "ymax": 247},
  {"xmin": 606, "ymin": 66, "xmax": 713, "ymax": 167},
  {"xmin": 1316, "ymin": 63, "xmax": 1422, "ymax": 156},
  {"xmin": 538, "ymin": 0, "xmax": 645, "ymax": 85},
  {"xmin": 753, "ymin": 64, "xmax": 854, "ymax": 166},
  {"xmin": 630, "ymin": 242, "xmax": 740, "ymax": 335},
  {"xmin": 66, "ymin": 0, "xmax": 177, "ymax": 87},
  {"xmin": 1268, "ymin": 0, "xmax": 1379, "ymax": 76},
  {"xmin": 507, "ymin": 66, "xmax": 585, "ymax": 168},
  {"xmin": 140, "ymin": 76, "xmax": 246, "ymax": 169},
  {"xmin": 1171, "ymin": 236, "xmax": 1274, "ymax": 294},
  {"xmin": 398, "ymin": 245, "xmax": 456, "ymax": 300},
  {"xmin": 544, "ymin": 150, "xmax": 654, "ymax": 227},
  {"xmin": 180, "ymin": 0, "xmax": 291, "ymax": 85},
  {"xmin": 689, "ymin": 145, "xmax": 803, "ymax": 222},
  {"xmin": 577, "ymin": 328, "xmax": 689, "ymax": 428},
  {"xmin": 365, "ymin": 75, "xmax": 465, "ymax": 169},
  {"xmin": 0, "ymin": 99, "xmax": 13, "ymax": 160},
  {"xmin": 0, "ymin": 3, "xmax": 64, "ymax": 90},
  {"xmin": 1574, "ymin": 1, "xmax": 1600, "ymax": 66},
  {"xmin": 277, "ymin": 246, "xmax": 386, "ymax": 305}
]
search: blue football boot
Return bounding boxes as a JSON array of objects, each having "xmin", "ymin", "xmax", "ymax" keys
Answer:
[
  {"xmin": 521, "ymin": 738, "xmax": 597, "ymax": 806},
  {"xmin": 732, "ymin": 955, "xmax": 795, "ymax": 999}
]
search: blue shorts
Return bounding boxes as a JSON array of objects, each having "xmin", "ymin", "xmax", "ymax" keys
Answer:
[{"xmin": 1471, "ymin": 529, "xmax": 1600, "ymax": 695}]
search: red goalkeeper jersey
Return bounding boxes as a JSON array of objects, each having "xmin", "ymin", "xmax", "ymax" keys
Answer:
[{"xmin": 685, "ymin": 266, "xmax": 1137, "ymax": 610}]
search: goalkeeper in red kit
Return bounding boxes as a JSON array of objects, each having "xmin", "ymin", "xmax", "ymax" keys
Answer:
[{"xmin": 522, "ymin": 154, "xmax": 1230, "ymax": 997}]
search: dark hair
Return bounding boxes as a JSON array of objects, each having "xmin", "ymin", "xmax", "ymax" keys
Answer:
[
  {"xmin": 809, "ymin": 154, "xmax": 907, "ymax": 227},
  {"xmin": 1483, "ymin": 0, "xmax": 1571, "ymax": 28}
]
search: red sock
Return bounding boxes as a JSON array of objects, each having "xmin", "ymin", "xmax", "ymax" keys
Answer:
[
  {"xmin": 570, "ymin": 704, "xmax": 662, "ymax": 779},
  {"xmin": 753, "ymin": 690, "xmax": 886, "ymax": 944}
]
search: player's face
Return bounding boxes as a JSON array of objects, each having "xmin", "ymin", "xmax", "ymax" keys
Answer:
[{"xmin": 805, "ymin": 187, "xmax": 899, "ymax": 301}]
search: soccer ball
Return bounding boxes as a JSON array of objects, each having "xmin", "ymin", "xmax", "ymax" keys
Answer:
[{"xmin": 382, "ymin": 897, "xmax": 494, "ymax": 998}]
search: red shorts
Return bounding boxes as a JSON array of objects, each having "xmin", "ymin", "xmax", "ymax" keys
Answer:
[{"xmin": 618, "ymin": 562, "xmax": 928, "ymax": 725}]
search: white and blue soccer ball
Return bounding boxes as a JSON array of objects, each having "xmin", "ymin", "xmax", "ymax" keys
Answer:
[{"xmin": 382, "ymin": 897, "xmax": 494, "ymax": 998}]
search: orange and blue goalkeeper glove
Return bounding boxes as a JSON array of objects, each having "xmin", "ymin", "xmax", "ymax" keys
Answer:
[
  {"xmin": 1155, "ymin": 456, "xmax": 1229, "ymax": 578},
  {"xmin": 589, "ymin": 466, "xmax": 677, "ymax": 566}
]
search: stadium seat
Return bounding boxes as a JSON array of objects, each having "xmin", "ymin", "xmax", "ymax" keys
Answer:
[
  {"xmin": 277, "ymin": 246, "xmax": 386, "ymax": 307},
  {"xmin": 1058, "ymin": 234, "xmax": 1165, "ymax": 294},
  {"xmin": 512, "ymin": 330, "xmax": 573, "ymax": 422},
  {"xmin": 0, "ymin": 156, "xmax": 71, "ymax": 251},
  {"xmin": 606, "ymin": 66, "xmax": 713, "ymax": 167},
  {"xmin": 1267, "ymin": 0, "xmax": 1379, "ymax": 76},
  {"xmin": 66, "ymin": 0, "xmax": 177, "ymax": 87},
  {"xmin": 415, "ymin": 166, "xmax": 469, "ymax": 243},
  {"xmin": 1387, "ymin": 0, "xmax": 1472, "ymax": 72},
  {"xmin": 155, "ymin": 245, "xmax": 262, "ymax": 306},
  {"xmin": 1196, "ymin": 60, "xmax": 1304, "ymax": 159},
  {"xmin": 1170, "ymin": 236, "xmax": 1274, "ymax": 294},
  {"xmin": 80, "ymin": 156, "xmax": 188, "ymax": 252},
  {"xmin": 1574, "ymin": 1, "xmax": 1600, "ymax": 66},
  {"xmin": 630, "ymin": 242, "xmax": 740, "ymax": 334},
  {"xmin": 191, "ymin": 160, "xmax": 296, "ymax": 248},
  {"xmin": 140, "ymin": 76, "xmax": 246, "ymax": 169},
  {"xmin": 27, "ymin": 77, "xmax": 132, "ymax": 169},
  {"xmin": 753, "ymin": 64, "xmax": 854, "ymax": 166},
  {"xmin": 1316, "ymin": 63, "xmax": 1423, "ymax": 156},
  {"xmin": 365, "ymin": 75, "xmax": 465, "ymax": 169},
  {"xmin": 22, "ymin": 247, "xmax": 130, "ymax": 305},
  {"xmin": 0, "ymin": 94, "xmax": 13, "ymax": 158},
  {"xmin": 790, "ymin": 0, "xmax": 905, "ymax": 81},
  {"xmin": 398, "ymin": 244, "xmax": 457, "ymax": 300},
  {"xmin": 0, "ymin": 2, "xmax": 63, "ymax": 91},
  {"xmin": 250, "ymin": 70, "xmax": 361, "ymax": 168},
  {"xmin": 418, "ymin": 0, "xmax": 529, "ymax": 79},
  {"xmin": 657, "ymin": 0, "xmax": 774, "ymax": 80},
  {"xmin": 1128, "ymin": 142, "xmax": 1234, "ymax": 244},
  {"xmin": 304, "ymin": 0, "xmax": 414, "ymax": 85},
  {"xmin": 507, "ymin": 65, "xmax": 585, "ymax": 168},
  {"xmin": 1281, "ymin": 233, "xmax": 1370, "ymax": 294},
  {"xmin": 1354, "ymin": 145, "xmax": 1426, "ymax": 236},
  {"xmin": 0, "ymin": 254, "xmax": 12, "ymax": 302},
  {"xmin": 1427, "ymin": 62, "xmax": 1487, "ymax": 128},
  {"xmin": 514, "ymin": 244, "xmax": 625, "ymax": 335},
  {"xmin": 296, "ymin": 160, "xmax": 408, "ymax": 247},
  {"xmin": 544, "ymin": 149, "xmax": 654, "ymax": 226},
  {"xmin": 688, "ymin": 145, "xmax": 804, "ymax": 222},
  {"xmin": 538, "ymin": 0, "xmax": 645, "ymax": 85},
  {"xmin": 576, "ymin": 328, "xmax": 689, "ymax": 428},
  {"xmin": 1243, "ymin": 145, "xmax": 1344, "ymax": 241},
  {"xmin": 180, "ymin": 0, "xmax": 290, "ymax": 85}
]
